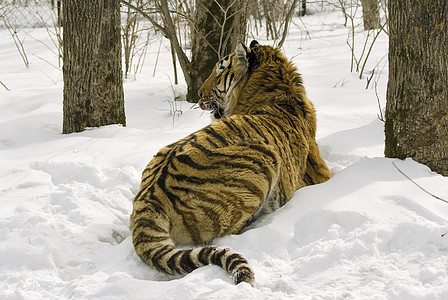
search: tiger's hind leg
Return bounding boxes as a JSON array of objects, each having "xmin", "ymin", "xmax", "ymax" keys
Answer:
[
  {"xmin": 132, "ymin": 141, "xmax": 281, "ymax": 286},
  {"xmin": 304, "ymin": 139, "xmax": 331, "ymax": 185},
  {"xmin": 167, "ymin": 141, "xmax": 282, "ymax": 243}
]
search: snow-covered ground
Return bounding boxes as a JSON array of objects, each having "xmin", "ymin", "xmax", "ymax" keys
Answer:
[{"xmin": 1, "ymin": 7, "xmax": 448, "ymax": 300}]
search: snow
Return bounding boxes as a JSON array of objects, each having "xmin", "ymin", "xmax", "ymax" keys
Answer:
[{"xmin": 1, "ymin": 7, "xmax": 448, "ymax": 300}]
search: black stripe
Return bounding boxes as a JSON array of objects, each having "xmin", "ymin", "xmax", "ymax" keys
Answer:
[
  {"xmin": 228, "ymin": 258, "xmax": 248, "ymax": 274},
  {"xmin": 242, "ymin": 116, "xmax": 269, "ymax": 143},
  {"xmin": 189, "ymin": 141, "xmax": 273, "ymax": 167},
  {"xmin": 225, "ymin": 253, "xmax": 244, "ymax": 271},
  {"xmin": 133, "ymin": 183, "xmax": 151, "ymax": 202},
  {"xmin": 187, "ymin": 142, "xmax": 276, "ymax": 188},
  {"xmin": 304, "ymin": 171, "xmax": 314, "ymax": 185},
  {"xmin": 168, "ymin": 173, "xmax": 264, "ymax": 202},
  {"xmin": 241, "ymin": 125, "xmax": 252, "ymax": 138},
  {"xmin": 280, "ymin": 107, "xmax": 300, "ymax": 129},
  {"xmin": 246, "ymin": 143, "xmax": 278, "ymax": 166},
  {"xmin": 175, "ymin": 154, "xmax": 218, "ymax": 171},
  {"xmin": 157, "ymin": 166, "xmax": 182, "ymax": 211},
  {"xmin": 203, "ymin": 127, "xmax": 229, "ymax": 146},
  {"xmin": 134, "ymin": 206, "xmax": 151, "ymax": 215},
  {"xmin": 133, "ymin": 231, "xmax": 168, "ymax": 248},
  {"xmin": 133, "ymin": 217, "xmax": 166, "ymax": 233},
  {"xmin": 206, "ymin": 137, "xmax": 219, "ymax": 148},
  {"xmin": 166, "ymin": 250, "xmax": 184, "ymax": 274},
  {"xmin": 179, "ymin": 249, "xmax": 197, "ymax": 273},
  {"xmin": 170, "ymin": 185, "xmax": 256, "ymax": 214},
  {"xmin": 183, "ymin": 193, "xmax": 230, "ymax": 230},
  {"xmin": 140, "ymin": 146, "xmax": 180, "ymax": 184},
  {"xmin": 215, "ymin": 88, "xmax": 225, "ymax": 95},
  {"xmin": 227, "ymin": 72, "xmax": 235, "ymax": 90},
  {"xmin": 226, "ymin": 60, "xmax": 233, "ymax": 70},
  {"xmin": 150, "ymin": 245, "xmax": 173, "ymax": 274},
  {"xmin": 256, "ymin": 119, "xmax": 284, "ymax": 150},
  {"xmin": 134, "ymin": 194, "xmax": 164, "ymax": 215},
  {"xmin": 222, "ymin": 69, "xmax": 229, "ymax": 90},
  {"xmin": 169, "ymin": 173, "xmax": 209, "ymax": 185},
  {"xmin": 198, "ymin": 246, "xmax": 215, "ymax": 265},
  {"xmin": 307, "ymin": 155, "xmax": 318, "ymax": 168},
  {"xmin": 210, "ymin": 248, "xmax": 228, "ymax": 267},
  {"xmin": 223, "ymin": 119, "xmax": 245, "ymax": 141}
]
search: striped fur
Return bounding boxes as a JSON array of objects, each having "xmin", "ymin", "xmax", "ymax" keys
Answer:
[{"xmin": 131, "ymin": 40, "xmax": 331, "ymax": 286}]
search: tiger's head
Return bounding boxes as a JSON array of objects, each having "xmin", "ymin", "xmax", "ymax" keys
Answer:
[{"xmin": 198, "ymin": 40, "xmax": 260, "ymax": 120}]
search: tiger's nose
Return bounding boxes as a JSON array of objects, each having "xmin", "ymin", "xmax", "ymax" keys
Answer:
[{"xmin": 198, "ymin": 92, "xmax": 203, "ymax": 99}]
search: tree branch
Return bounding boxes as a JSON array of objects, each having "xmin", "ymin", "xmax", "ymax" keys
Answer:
[
  {"xmin": 277, "ymin": 0, "xmax": 299, "ymax": 48},
  {"xmin": 1, "ymin": 80, "xmax": 9, "ymax": 91},
  {"xmin": 375, "ymin": 81, "xmax": 385, "ymax": 122},
  {"xmin": 120, "ymin": 0, "xmax": 167, "ymax": 36},
  {"xmin": 157, "ymin": 0, "xmax": 192, "ymax": 86},
  {"xmin": 120, "ymin": 0, "xmax": 191, "ymax": 86},
  {"xmin": 392, "ymin": 162, "xmax": 448, "ymax": 204}
]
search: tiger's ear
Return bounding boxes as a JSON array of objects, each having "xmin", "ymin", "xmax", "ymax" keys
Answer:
[
  {"xmin": 235, "ymin": 42, "xmax": 250, "ymax": 72},
  {"xmin": 250, "ymin": 40, "xmax": 260, "ymax": 49},
  {"xmin": 235, "ymin": 42, "xmax": 250, "ymax": 60}
]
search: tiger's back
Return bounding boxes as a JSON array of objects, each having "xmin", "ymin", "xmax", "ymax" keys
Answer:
[{"xmin": 131, "ymin": 41, "xmax": 331, "ymax": 286}]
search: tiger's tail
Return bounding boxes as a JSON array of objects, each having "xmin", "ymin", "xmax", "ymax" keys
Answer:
[{"xmin": 130, "ymin": 209, "xmax": 255, "ymax": 286}]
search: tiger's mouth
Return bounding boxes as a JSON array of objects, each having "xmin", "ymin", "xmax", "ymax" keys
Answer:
[
  {"xmin": 198, "ymin": 98, "xmax": 224, "ymax": 119},
  {"xmin": 198, "ymin": 98, "xmax": 212, "ymax": 111}
]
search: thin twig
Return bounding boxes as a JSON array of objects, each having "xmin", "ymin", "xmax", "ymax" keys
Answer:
[
  {"xmin": 392, "ymin": 161, "xmax": 448, "ymax": 204},
  {"xmin": 359, "ymin": 26, "xmax": 384, "ymax": 79},
  {"xmin": 375, "ymin": 81, "xmax": 385, "ymax": 122},
  {"xmin": 153, "ymin": 37, "xmax": 163, "ymax": 77},
  {"xmin": 2, "ymin": 16, "xmax": 29, "ymax": 68},
  {"xmin": 165, "ymin": 74, "xmax": 182, "ymax": 126},
  {"xmin": 277, "ymin": 0, "xmax": 299, "ymax": 48},
  {"xmin": 1, "ymin": 80, "xmax": 9, "ymax": 91},
  {"xmin": 39, "ymin": 70, "xmax": 61, "ymax": 85},
  {"xmin": 33, "ymin": 53, "xmax": 61, "ymax": 71},
  {"xmin": 120, "ymin": 0, "xmax": 167, "ymax": 35}
]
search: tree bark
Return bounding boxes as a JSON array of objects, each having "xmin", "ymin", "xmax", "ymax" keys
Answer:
[
  {"xmin": 300, "ymin": 1, "xmax": 306, "ymax": 17},
  {"xmin": 186, "ymin": 0, "xmax": 247, "ymax": 103},
  {"xmin": 63, "ymin": 0, "xmax": 125, "ymax": 134},
  {"xmin": 360, "ymin": 0, "xmax": 380, "ymax": 30},
  {"xmin": 385, "ymin": 0, "xmax": 448, "ymax": 175}
]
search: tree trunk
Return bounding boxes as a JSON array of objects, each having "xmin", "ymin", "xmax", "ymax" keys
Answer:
[
  {"xmin": 63, "ymin": 0, "xmax": 125, "ymax": 134},
  {"xmin": 186, "ymin": 0, "xmax": 247, "ymax": 103},
  {"xmin": 277, "ymin": 0, "xmax": 299, "ymax": 48},
  {"xmin": 385, "ymin": 0, "xmax": 448, "ymax": 175},
  {"xmin": 360, "ymin": 0, "xmax": 380, "ymax": 30}
]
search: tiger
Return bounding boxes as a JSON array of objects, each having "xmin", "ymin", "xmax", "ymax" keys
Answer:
[{"xmin": 130, "ymin": 40, "xmax": 331, "ymax": 286}]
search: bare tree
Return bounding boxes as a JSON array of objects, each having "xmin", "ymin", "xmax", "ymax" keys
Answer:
[
  {"xmin": 121, "ymin": 0, "xmax": 152, "ymax": 79},
  {"xmin": 122, "ymin": 1, "xmax": 140, "ymax": 78},
  {"xmin": 360, "ymin": 0, "xmax": 380, "ymax": 30},
  {"xmin": 186, "ymin": 0, "xmax": 248, "ymax": 102},
  {"xmin": 121, "ymin": 0, "xmax": 248, "ymax": 103},
  {"xmin": 276, "ymin": 0, "xmax": 299, "ymax": 48},
  {"xmin": 300, "ymin": 0, "xmax": 306, "ymax": 17},
  {"xmin": 385, "ymin": 0, "xmax": 448, "ymax": 175},
  {"xmin": 63, "ymin": 0, "xmax": 125, "ymax": 134},
  {"xmin": 260, "ymin": 0, "xmax": 299, "ymax": 47}
]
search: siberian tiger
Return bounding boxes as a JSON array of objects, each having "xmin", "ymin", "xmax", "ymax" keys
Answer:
[{"xmin": 130, "ymin": 40, "xmax": 331, "ymax": 286}]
